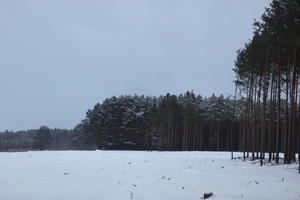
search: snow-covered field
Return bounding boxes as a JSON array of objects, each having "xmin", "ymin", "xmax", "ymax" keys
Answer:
[{"xmin": 0, "ymin": 151, "xmax": 299, "ymax": 200}]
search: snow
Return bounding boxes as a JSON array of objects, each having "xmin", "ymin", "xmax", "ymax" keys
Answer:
[{"xmin": 0, "ymin": 151, "xmax": 299, "ymax": 200}]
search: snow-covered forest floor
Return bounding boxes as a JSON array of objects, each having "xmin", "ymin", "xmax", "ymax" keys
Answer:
[{"xmin": 0, "ymin": 151, "xmax": 299, "ymax": 200}]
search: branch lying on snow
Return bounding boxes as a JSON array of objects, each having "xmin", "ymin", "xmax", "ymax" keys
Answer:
[{"xmin": 201, "ymin": 192, "xmax": 213, "ymax": 199}]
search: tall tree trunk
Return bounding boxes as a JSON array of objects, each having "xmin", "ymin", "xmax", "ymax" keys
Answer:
[
  {"xmin": 261, "ymin": 74, "xmax": 268, "ymax": 166},
  {"xmin": 276, "ymin": 52, "xmax": 281, "ymax": 164},
  {"xmin": 231, "ymin": 82, "xmax": 238, "ymax": 159}
]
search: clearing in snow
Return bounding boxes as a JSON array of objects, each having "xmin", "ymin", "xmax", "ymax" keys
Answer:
[{"xmin": 0, "ymin": 151, "xmax": 299, "ymax": 200}]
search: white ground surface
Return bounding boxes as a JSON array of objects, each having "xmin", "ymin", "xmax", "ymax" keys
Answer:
[{"xmin": 0, "ymin": 151, "xmax": 299, "ymax": 200}]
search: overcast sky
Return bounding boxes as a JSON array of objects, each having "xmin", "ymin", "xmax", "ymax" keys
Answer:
[{"xmin": 0, "ymin": 0, "xmax": 271, "ymax": 131}]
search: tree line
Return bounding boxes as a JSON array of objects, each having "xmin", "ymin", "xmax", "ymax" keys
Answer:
[
  {"xmin": 1, "ymin": 92, "xmax": 243, "ymax": 152},
  {"xmin": 76, "ymin": 92, "xmax": 243, "ymax": 152},
  {"xmin": 0, "ymin": 127, "xmax": 74, "ymax": 151}
]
